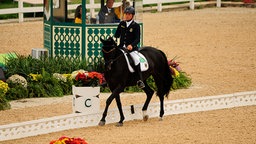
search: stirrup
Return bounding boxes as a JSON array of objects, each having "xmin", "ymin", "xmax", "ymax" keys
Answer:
[{"xmin": 137, "ymin": 80, "xmax": 145, "ymax": 89}]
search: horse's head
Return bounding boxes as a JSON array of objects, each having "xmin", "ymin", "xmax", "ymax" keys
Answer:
[
  {"xmin": 100, "ymin": 37, "xmax": 117, "ymax": 54},
  {"xmin": 100, "ymin": 37, "xmax": 123, "ymax": 71}
]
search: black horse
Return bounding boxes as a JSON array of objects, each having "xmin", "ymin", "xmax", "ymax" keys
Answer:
[{"xmin": 99, "ymin": 37, "xmax": 173, "ymax": 126}]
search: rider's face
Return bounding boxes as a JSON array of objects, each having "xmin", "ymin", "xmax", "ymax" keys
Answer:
[{"xmin": 125, "ymin": 13, "xmax": 133, "ymax": 21}]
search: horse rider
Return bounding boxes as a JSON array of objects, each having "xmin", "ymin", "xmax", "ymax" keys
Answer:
[{"xmin": 114, "ymin": 6, "xmax": 145, "ymax": 89}]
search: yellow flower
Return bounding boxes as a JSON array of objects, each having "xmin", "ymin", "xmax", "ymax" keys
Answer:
[
  {"xmin": 62, "ymin": 74, "xmax": 71, "ymax": 78},
  {"xmin": 53, "ymin": 141, "xmax": 62, "ymax": 144},
  {"xmin": 0, "ymin": 80, "xmax": 9, "ymax": 94},
  {"xmin": 60, "ymin": 137, "xmax": 69, "ymax": 143},
  {"xmin": 170, "ymin": 66, "xmax": 180, "ymax": 77},
  {"xmin": 29, "ymin": 74, "xmax": 42, "ymax": 81}
]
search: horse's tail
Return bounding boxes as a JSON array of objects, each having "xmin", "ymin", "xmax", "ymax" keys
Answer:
[{"xmin": 155, "ymin": 50, "xmax": 173, "ymax": 98}]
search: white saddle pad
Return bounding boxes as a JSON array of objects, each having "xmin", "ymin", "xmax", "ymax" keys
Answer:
[{"xmin": 121, "ymin": 50, "xmax": 149, "ymax": 73}]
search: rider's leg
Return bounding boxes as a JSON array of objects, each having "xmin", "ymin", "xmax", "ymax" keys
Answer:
[
  {"xmin": 136, "ymin": 63, "xmax": 145, "ymax": 88},
  {"xmin": 126, "ymin": 52, "xmax": 135, "ymax": 67},
  {"xmin": 127, "ymin": 51, "xmax": 145, "ymax": 88}
]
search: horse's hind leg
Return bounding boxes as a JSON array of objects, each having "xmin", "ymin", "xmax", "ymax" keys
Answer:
[
  {"xmin": 142, "ymin": 82, "xmax": 154, "ymax": 121},
  {"xmin": 159, "ymin": 94, "xmax": 164, "ymax": 121}
]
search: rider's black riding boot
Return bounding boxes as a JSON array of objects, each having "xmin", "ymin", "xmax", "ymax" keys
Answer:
[
  {"xmin": 126, "ymin": 52, "xmax": 134, "ymax": 67},
  {"xmin": 136, "ymin": 64, "xmax": 145, "ymax": 89}
]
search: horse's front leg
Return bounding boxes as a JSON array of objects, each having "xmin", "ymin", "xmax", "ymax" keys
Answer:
[
  {"xmin": 98, "ymin": 87, "xmax": 124, "ymax": 126},
  {"xmin": 98, "ymin": 93, "xmax": 115, "ymax": 126},
  {"xmin": 115, "ymin": 94, "xmax": 125, "ymax": 126}
]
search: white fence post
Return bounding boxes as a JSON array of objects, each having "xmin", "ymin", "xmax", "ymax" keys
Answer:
[
  {"xmin": 90, "ymin": 0, "xmax": 96, "ymax": 18},
  {"xmin": 190, "ymin": 0, "xmax": 195, "ymax": 10},
  {"xmin": 18, "ymin": 0, "xmax": 24, "ymax": 23},
  {"xmin": 157, "ymin": 0, "xmax": 162, "ymax": 12},
  {"xmin": 217, "ymin": 0, "xmax": 221, "ymax": 7}
]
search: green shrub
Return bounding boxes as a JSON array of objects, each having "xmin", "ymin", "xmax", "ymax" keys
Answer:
[
  {"xmin": 172, "ymin": 72, "xmax": 192, "ymax": 90},
  {"xmin": 56, "ymin": 78, "xmax": 73, "ymax": 95},
  {"xmin": 27, "ymin": 70, "xmax": 65, "ymax": 98},
  {"xmin": 4, "ymin": 54, "xmax": 42, "ymax": 78},
  {"xmin": 5, "ymin": 83, "xmax": 28, "ymax": 100},
  {"xmin": 0, "ymin": 89, "xmax": 11, "ymax": 111},
  {"xmin": 4, "ymin": 54, "xmax": 104, "ymax": 77},
  {"xmin": 0, "ymin": 96, "xmax": 11, "ymax": 110}
]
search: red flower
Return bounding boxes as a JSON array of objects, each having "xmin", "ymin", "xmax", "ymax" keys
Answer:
[
  {"xmin": 73, "ymin": 70, "xmax": 104, "ymax": 87},
  {"xmin": 75, "ymin": 72, "xmax": 87, "ymax": 81},
  {"xmin": 168, "ymin": 59, "xmax": 179, "ymax": 68},
  {"xmin": 88, "ymin": 71, "xmax": 103, "ymax": 84}
]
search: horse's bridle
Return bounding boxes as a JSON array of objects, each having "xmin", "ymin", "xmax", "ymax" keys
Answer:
[
  {"xmin": 102, "ymin": 45, "xmax": 124, "ymax": 71},
  {"xmin": 102, "ymin": 47, "xmax": 116, "ymax": 54}
]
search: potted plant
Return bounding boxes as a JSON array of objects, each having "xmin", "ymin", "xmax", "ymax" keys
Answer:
[{"xmin": 71, "ymin": 69, "xmax": 104, "ymax": 114}]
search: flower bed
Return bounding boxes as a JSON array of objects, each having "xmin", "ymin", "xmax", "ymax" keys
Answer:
[
  {"xmin": 0, "ymin": 55, "xmax": 191, "ymax": 111},
  {"xmin": 168, "ymin": 57, "xmax": 192, "ymax": 90},
  {"xmin": 50, "ymin": 136, "xmax": 88, "ymax": 144}
]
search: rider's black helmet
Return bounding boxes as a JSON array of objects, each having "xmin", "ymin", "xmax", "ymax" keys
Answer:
[{"xmin": 124, "ymin": 6, "xmax": 135, "ymax": 15}]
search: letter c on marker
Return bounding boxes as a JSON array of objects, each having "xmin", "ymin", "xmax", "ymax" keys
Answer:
[{"xmin": 85, "ymin": 99, "xmax": 91, "ymax": 107}]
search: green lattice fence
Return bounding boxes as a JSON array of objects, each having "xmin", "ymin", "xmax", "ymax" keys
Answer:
[{"xmin": 44, "ymin": 23, "xmax": 143, "ymax": 66}]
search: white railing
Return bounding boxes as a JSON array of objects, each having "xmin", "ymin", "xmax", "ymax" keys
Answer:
[
  {"xmin": 0, "ymin": 0, "xmax": 221, "ymax": 23},
  {"xmin": 144, "ymin": 0, "xmax": 195, "ymax": 11},
  {"xmin": 0, "ymin": 91, "xmax": 255, "ymax": 141}
]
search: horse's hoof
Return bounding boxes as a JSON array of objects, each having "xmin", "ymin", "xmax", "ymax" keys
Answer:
[
  {"xmin": 115, "ymin": 122, "xmax": 123, "ymax": 127},
  {"xmin": 98, "ymin": 121, "xmax": 106, "ymax": 126},
  {"xmin": 159, "ymin": 117, "xmax": 163, "ymax": 121},
  {"xmin": 143, "ymin": 115, "xmax": 149, "ymax": 121}
]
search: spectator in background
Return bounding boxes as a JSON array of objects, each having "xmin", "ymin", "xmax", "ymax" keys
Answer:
[
  {"xmin": 98, "ymin": 0, "xmax": 118, "ymax": 23},
  {"xmin": 74, "ymin": 5, "xmax": 91, "ymax": 24},
  {"xmin": 114, "ymin": 0, "xmax": 130, "ymax": 21},
  {"xmin": 74, "ymin": 5, "xmax": 82, "ymax": 23}
]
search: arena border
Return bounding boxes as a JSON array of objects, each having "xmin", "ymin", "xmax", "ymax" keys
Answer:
[{"xmin": 0, "ymin": 90, "xmax": 255, "ymax": 141}]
